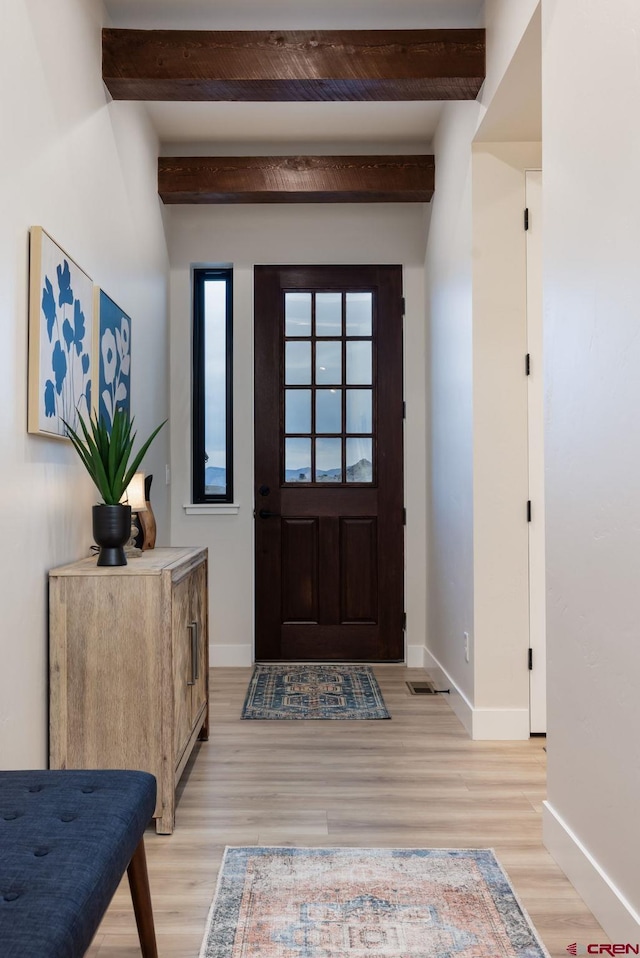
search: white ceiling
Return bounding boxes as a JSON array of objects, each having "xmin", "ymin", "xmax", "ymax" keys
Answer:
[
  {"xmin": 104, "ymin": 0, "xmax": 484, "ymax": 31},
  {"xmin": 153, "ymin": 103, "xmax": 442, "ymax": 149},
  {"xmin": 103, "ymin": 0, "xmax": 484, "ymax": 150}
]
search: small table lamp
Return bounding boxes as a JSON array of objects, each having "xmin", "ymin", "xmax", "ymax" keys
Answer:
[{"xmin": 122, "ymin": 472, "xmax": 147, "ymax": 557}]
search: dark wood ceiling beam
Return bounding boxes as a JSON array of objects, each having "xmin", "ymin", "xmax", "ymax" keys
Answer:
[
  {"xmin": 104, "ymin": 29, "xmax": 485, "ymax": 102},
  {"xmin": 158, "ymin": 155, "xmax": 435, "ymax": 204}
]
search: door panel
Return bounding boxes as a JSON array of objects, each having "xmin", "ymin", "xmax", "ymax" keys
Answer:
[
  {"xmin": 281, "ymin": 519, "xmax": 319, "ymax": 623},
  {"xmin": 340, "ymin": 518, "xmax": 378, "ymax": 623},
  {"xmin": 254, "ymin": 265, "xmax": 404, "ymax": 661}
]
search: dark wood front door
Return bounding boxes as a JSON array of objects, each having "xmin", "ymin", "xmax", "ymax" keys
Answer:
[{"xmin": 254, "ymin": 265, "xmax": 404, "ymax": 661}]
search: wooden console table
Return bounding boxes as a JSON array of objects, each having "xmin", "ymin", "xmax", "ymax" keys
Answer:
[{"xmin": 49, "ymin": 546, "xmax": 209, "ymax": 834}]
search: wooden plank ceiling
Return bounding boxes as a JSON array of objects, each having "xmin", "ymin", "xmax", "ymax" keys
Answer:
[{"xmin": 103, "ymin": 28, "xmax": 485, "ymax": 203}]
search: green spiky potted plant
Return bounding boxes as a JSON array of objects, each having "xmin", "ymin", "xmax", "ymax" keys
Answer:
[{"xmin": 64, "ymin": 409, "xmax": 166, "ymax": 566}]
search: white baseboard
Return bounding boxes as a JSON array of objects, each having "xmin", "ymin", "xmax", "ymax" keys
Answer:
[
  {"xmin": 209, "ymin": 644, "xmax": 253, "ymax": 667},
  {"xmin": 406, "ymin": 644, "xmax": 426, "ymax": 668},
  {"xmin": 543, "ymin": 802, "xmax": 640, "ymax": 940},
  {"xmin": 472, "ymin": 707, "xmax": 530, "ymax": 740},
  {"xmin": 423, "ymin": 647, "xmax": 473, "ymax": 736},
  {"xmin": 422, "ymin": 646, "xmax": 529, "ymax": 740}
]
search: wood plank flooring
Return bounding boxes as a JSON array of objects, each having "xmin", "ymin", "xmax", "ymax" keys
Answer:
[{"xmin": 88, "ymin": 666, "xmax": 606, "ymax": 957}]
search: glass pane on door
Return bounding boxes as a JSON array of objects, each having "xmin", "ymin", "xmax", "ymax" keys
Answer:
[
  {"xmin": 285, "ymin": 342, "xmax": 312, "ymax": 385},
  {"xmin": 285, "ymin": 292, "xmax": 312, "ymax": 337},
  {"xmin": 316, "ymin": 438, "xmax": 342, "ymax": 482},
  {"xmin": 346, "ymin": 342, "xmax": 372, "ymax": 385},
  {"xmin": 346, "ymin": 438, "xmax": 373, "ymax": 482},
  {"xmin": 285, "ymin": 438, "xmax": 311, "ymax": 482},
  {"xmin": 285, "ymin": 390, "xmax": 311, "ymax": 433},
  {"xmin": 316, "ymin": 293, "xmax": 342, "ymax": 337},
  {"xmin": 346, "ymin": 292, "xmax": 372, "ymax": 336},
  {"xmin": 347, "ymin": 390, "xmax": 372, "ymax": 434},
  {"xmin": 316, "ymin": 342, "xmax": 342, "ymax": 385},
  {"xmin": 316, "ymin": 390, "xmax": 342, "ymax": 434}
]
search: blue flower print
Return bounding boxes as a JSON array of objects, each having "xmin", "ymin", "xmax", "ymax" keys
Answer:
[
  {"xmin": 98, "ymin": 296, "xmax": 131, "ymax": 430},
  {"xmin": 44, "ymin": 380, "xmax": 56, "ymax": 417},
  {"xmin": 62, "ymin": 318, "xmax": 74, "ymax": 350},
  {"xmin": 101, "ymin": 329, "xmax": 117, "ymax": 385},
  {"xmin": 52, "ymin": 340, "xmax": 67, "ymax": 394},
  {"xmin": 38, "ymin": 236, "xmax": 93, "ymax": 435},
  {"xmin": 115, "ymin": 318, "xmax": 131, "ymax": 376},
  {"xmin": 73, "ymin": 300, "xmax": 85, "ymax": 355},
  {"xmin": 57, "ymin": 260, "xmax": 73, "ymax": 307},
  {"xmin": 42, "ymin": 278, "xmax": 56, "ymax": 341}
]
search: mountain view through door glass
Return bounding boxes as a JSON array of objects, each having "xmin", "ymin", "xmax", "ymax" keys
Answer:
[
  {"xmin": 204, "ymin": 279, "xmax": 228, "ymax": 496},
  {"xmin": 283, "ymin": 290, "xmax": 374, "ymax": 484}
]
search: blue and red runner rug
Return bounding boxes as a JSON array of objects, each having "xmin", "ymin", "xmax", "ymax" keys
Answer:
[
  {"xmin": 241, "ymin": 664, "xmax": 390, "ymax": 720},
  {"xmin": 199, "ymin": 847, "xmax": 548, "ymax": 958}
]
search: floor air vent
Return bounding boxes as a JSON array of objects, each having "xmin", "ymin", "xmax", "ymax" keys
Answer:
[{"xmin": 406, "ymin": 680, "xmax": 437, "ymax": 695}]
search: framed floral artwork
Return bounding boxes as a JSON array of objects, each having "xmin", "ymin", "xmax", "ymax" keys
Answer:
[
  {"xmin": 28, "ymin": 227, "xmax": 94, "ymax": 438},
  {"xmin": 95, "ymin": 289, "xmax": 131, "ymax": 431}
]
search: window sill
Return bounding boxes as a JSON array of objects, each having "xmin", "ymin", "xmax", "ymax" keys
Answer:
[{"xmin": 183, "ymin": 503, "xmax": 240, "ymax": 516}]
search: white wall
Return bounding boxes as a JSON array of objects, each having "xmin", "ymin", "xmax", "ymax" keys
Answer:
[
  {"xmin": 542, "ymin": 0, "xmax": 640, "ymax": 936},
  {"xmin": 167, "ymin": 203, "xmax": 427, "ymax": 666},
  {"xmin": 0, "ymin": 0, "xmax": 169, "ymax": 767},
  {"xmin": 481, "ymin": 0, "xmax": 540, "ymax": 109},
  {"xmin": 424, "ymin": 102, "xmax": 479, "ymax": 727},
  {"xmin": 424, "ymin": 1, "xmax": 540, "ymax": 738}
]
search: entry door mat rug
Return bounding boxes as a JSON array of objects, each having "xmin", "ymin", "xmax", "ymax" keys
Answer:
[
  {"xmin": 241, "ymin": 664, "xmax": 390, "ymax": 720},
  {"xmin": 199, "ymin": 847, "xmax": 549, "ymax": 958}
]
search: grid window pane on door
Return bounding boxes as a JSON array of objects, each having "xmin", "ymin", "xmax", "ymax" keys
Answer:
[{"xmin": 283, "ymin": 290, "xmax": 374, "ymax": 485}]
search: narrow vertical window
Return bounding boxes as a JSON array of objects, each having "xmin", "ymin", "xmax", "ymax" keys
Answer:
[{"xmin": 193, "ymin": 268, "xmax": 233, "ymax": 502}]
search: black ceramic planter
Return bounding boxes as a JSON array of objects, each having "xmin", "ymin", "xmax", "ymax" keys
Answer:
[{"xmin": 92, "ymin": 504, "xmax": 131, "ymax": 567}]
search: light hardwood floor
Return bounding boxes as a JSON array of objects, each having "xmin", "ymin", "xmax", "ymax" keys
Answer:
[{"xmin": 88, "ymin": 666, "xmax": 606, "ymax": 957}]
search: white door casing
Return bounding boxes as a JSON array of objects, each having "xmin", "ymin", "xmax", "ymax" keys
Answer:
[{"xmin": 526, "ymin": 169, "xmax": 546, "ymax": 734}]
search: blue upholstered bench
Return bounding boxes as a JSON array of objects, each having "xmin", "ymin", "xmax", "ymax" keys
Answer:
[{"xmin": 0, "ymin": 769, "xmax": 158, "ymax": 958}]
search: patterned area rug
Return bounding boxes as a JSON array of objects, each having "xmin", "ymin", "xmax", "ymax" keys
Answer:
[
  {"xmin": 241, "ymin": 664, "xmax": 390, "ymax": 720},
  {"xmin": 199, "ymin": 847, "xmax": 548, "ymax": 958}
]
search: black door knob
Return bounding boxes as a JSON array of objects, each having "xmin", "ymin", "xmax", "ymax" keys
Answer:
[{"xmin": 259, "ymin": 509, "xmax": 280, "ymax": 519}]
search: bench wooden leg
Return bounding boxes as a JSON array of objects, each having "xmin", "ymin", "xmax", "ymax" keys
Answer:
[{"xmin": 127, "ymin": 838, "xmax": 158, "ymax": 958}]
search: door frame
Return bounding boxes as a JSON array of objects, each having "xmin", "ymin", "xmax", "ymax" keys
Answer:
[{"xmin": 526, "ymin": 169, "xmax": 546, "ymax": 734}]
